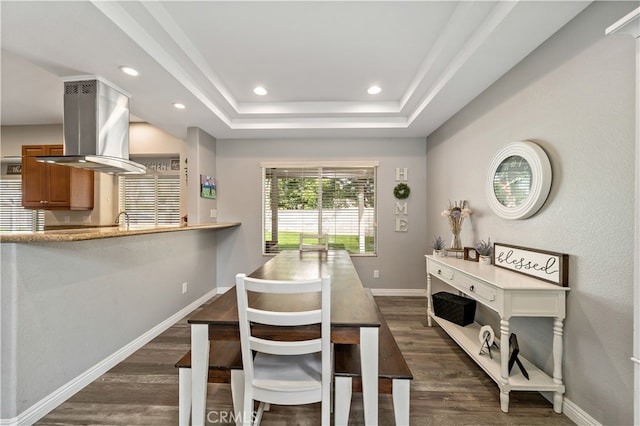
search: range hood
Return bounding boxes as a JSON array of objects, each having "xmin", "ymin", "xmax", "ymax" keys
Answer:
[{"xmin": 36, "ymin": 77, "xmax": 146, "ymax": 175}]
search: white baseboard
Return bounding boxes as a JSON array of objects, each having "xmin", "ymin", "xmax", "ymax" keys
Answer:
[
  {"xmin": 562, "ymin": 397, "xmax": 601, "ymax": 426},
  {"xmin": 0, "ymin": 289, "xmax": 218, "ymax": 426},
  {"xmin": 369, "ymin": 288, "xmax": 427, "ymax": 297}
]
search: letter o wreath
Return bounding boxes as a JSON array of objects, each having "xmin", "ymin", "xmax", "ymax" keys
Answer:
[{"xmin": 393, "ymin": 183, "xmax": 411, "ymax": 200}]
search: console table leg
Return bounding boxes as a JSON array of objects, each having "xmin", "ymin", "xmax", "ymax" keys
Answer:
[
  {"xmin": 552, "ymin": 317, "xmax": 565, "ymax": 413},
  {"xmin": 553, "ymin": 392, "xmax": 563, "ymax": 414},
  {"xmin": 500, "ymin": 391, "xmax": 510, "ymax": 413},
  {"xmin": 500, "ymin": 317, "xmax": 510, "ymax": 413},
  {"xmin": 426, "ymin": 273, "xmax": 433, "ymax": 327}
]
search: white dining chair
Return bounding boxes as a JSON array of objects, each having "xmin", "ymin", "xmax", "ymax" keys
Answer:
[
  {"xmin": 299, "ymin": 233, "xmax": 329, "ymax": 252},
  {"xmin": 235, "ymin": 273, "xmax": 332, "ymax": 426}
]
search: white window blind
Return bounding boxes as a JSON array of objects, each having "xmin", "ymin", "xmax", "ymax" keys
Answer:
[
  {"xmin": 263, "ymin": 166, "xmax": 376, "ymax": 255},
  {"xmin": 0, "ymin": 179, "xmax": 44, "ymax": 231},
  {"xmin": 118, "ymin": 175, "xmax": 180, "ymax": 226}
]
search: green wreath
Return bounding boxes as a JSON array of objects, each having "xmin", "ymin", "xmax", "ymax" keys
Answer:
[{"xmin": 393, "ymin": 183, "xmax": 411, "ymax": 200}]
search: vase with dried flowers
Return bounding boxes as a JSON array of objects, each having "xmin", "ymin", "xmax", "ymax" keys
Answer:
[{"xmin": 441, "ymin": 200, "xmax": 472, "ymax": 250}]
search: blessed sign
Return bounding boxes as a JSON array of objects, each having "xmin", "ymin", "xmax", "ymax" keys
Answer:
[{"xmin": 493, "ymin": 243, "xmax": 568, "ymax": 286}]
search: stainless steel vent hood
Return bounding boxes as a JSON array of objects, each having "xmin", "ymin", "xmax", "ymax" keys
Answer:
[{"xmin": 36, "ymin": 77, "xmax": 146, "ymax": 175}]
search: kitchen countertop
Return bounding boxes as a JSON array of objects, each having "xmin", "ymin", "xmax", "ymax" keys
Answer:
[{"xmin": 0, "ymin": 222, "xmax": 241, "ymax": 243}]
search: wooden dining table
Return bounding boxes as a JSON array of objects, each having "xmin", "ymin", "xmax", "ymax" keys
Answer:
[{"xmin": 188, "ymin": 249, "xmax": 381, "ymax": 425}]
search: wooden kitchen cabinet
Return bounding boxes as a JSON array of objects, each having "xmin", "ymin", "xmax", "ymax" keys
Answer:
[{"xmin": 21, "ymin": 145, "xmax": 94, "ymax": 210}]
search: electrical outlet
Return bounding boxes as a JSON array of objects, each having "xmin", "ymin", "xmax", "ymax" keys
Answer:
[
  {"xmin": 182, "ymin": 282, "xmax": 188, "ymax": 294},
  {"xmin": 373, "ymin": 270, "xmax": 379, "ymax": 279},
  {"xmin": 210, "ymin": 209, "xmax": 217, "ymax": 218},
  {"xmin": 64, "ymin": 216, "xmax": 70, "ymax": 223}
]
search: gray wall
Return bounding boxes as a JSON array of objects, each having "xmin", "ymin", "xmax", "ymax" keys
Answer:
[
  {"xmin": 215, "ymin": 138, "xmax": 428, "ymax": 290},
  {"xmin": 426, "ymin": 2, "xmax": 636, "ymax": 424},
  {"xmin": 186, "ymin": 127, "xmax": 218, "ymax": 225},
  {"xmin": 0, "ymin": 231, "xmax": 218, "ymax": 418}
]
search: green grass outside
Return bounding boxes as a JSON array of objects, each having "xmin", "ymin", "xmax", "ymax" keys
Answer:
[{"xmin": 266, "ymin": 231, "xmax": 375, "ymax": 254}]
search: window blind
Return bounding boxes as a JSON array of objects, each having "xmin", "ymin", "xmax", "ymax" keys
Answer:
[
  {"xmin": 0, "ymin": 179, "xmax": 44, "ymax": 231},
  {"xmin": 263, "ymin": 166, "xmax": 376, "ymax": 255},
  {"xmin": 118, "ymin": 175, "xmax": 180, "ymax": 226}
]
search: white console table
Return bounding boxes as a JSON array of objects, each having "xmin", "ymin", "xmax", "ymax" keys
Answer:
[{"xmin": 425, "ymin": 255, "xmax": 569, "ymax": 413}]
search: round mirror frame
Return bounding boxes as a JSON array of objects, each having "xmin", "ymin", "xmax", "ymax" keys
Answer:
[{"xmin": 486, "ymin": 141, "xmax": 552, "ymax": 220}]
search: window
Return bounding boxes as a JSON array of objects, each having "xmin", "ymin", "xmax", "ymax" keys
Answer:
[
  {"xmin": 262, "ymin": 163, "xmax": 377, "ymax": 255},
  {"xmin": 0, "ymin": 179, "xmax": 43, "ymax": 231},
  {"xmin": 118, "ymin": 175, "xmax": 180, "ymax": 226}
]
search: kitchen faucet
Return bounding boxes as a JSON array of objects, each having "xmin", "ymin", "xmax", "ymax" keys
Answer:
[{"xmin": 115, "ymin": 211, "xmax": 130, "ymax": 229}]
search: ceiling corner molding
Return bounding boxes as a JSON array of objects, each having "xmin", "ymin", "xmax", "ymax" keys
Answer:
[
  {"xmin": 140, "ymin": 1, "xmax": 239, "ymax": 111},
  {"xmin": 90, "ymin": 0, "xmax": 234, "ymax": 127},
  {"xmin": 606, "ymin": 7, "xmax": 640, "ymax": 39},
  {"xmin": 406, "ymin": 0, "xmax": 519, "ymax": 125},
  {"xmin": 399, "ymin": 1, "xmax": 474, "ymax": 110}
]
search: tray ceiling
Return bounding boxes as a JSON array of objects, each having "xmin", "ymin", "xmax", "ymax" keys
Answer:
[{"xmin": 1, "ymin": 1, "xmax": 590, "ymax": 139}]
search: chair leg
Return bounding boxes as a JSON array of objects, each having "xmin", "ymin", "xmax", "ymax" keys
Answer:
[
  {"xmin": 231, "ymin": 370, "xmax": 245, "ymax": 426},
  {"xmin": 392, "ymin": 379, "xmax": 410, "ymax": 426},
  {"xmin": 178, "ymin": 368, "xmax": 192, "ymax": 426},
  {"xmin": 254, "ymin": 402, "xmax": 266, "ymax": 425},
  {"xmin": 243, "ymin": 390, "xmax": 253, "ymax": 426},
  {"xmin": 334, "ymin": 377, "xmax": 352, "ymax": 426}
]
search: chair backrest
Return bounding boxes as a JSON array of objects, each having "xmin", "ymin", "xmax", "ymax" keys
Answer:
[
  {"xmin": 235, "ymin": 273, "xmax": 331, "ymax": 420},
  {"xmin": 299, "ymin": 233, "xmax": 329, "ymax": 251}
]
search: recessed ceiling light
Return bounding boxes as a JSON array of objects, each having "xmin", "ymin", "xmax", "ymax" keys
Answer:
[
  {"xmin": 367, "ymin": 85, "xmax": 381, "ymax": 95},
  {"xmin": 120, "ymin": 66, "xmax": 139, "ymax": 77},
  {"xmin": 173, "ymin": 103, "xmax": 186, "ymax": 110},
  {"xmin": 254, "ymin": 86, "xmax": 268, "ymax": 96}
]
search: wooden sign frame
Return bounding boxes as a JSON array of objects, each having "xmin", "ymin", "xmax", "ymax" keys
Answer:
[{"xmin": 493, "ymin": 242, "xmax": 569, "ymax": 287}]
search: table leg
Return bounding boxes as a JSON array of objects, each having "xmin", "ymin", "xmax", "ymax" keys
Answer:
[
  {"xmin": 360, "ymin": 326, "xmax": 379, "ymax": 425},
  {"xmin": 552, "ymin": 317, "xmax": 565, "ymax": 413},
  {"xmin": 191, "ymin": 324, "xmax": 209, "ymax": 426},
  {"xmin": 499, "ymin": 317, "xmax": 510, "ymax": 413},
  {"xmin": 426, "ymin": 273, "xmax": 433, "ymax": 327},
  {"xmin": 230, "ymin": 370, "xmax": 245, "ymax": 426}
]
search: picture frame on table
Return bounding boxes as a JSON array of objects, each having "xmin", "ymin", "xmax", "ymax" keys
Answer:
[
  {"xmin": 508, "ymin": 333, "xmax": 529, "ymax": 380},
  {"xmin": 464, "ymin": 247, "xmax": 479, "ymax": 262}
]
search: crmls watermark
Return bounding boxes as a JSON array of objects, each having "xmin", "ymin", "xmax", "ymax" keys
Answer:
[{"xmin": 206, "ymin": 410, "xmax": 258, "ymax": 424}]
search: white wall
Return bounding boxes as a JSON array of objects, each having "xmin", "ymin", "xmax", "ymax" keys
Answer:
[
  {"xmin": 215, "ymin": 138, "xmax": 428, "ymax": 291},
  {"xmin": 426, "ymin": 2, "xmax": 636, "ymax": 424}
]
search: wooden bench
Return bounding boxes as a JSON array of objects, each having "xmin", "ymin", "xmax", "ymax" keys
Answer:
[
  {"xmin": 333, "ymin": 292, "xmax": 413, "ymax": 425},
  {"xmin": 175, "ymin": 340, "xmax": 244, "ymax": 426}
]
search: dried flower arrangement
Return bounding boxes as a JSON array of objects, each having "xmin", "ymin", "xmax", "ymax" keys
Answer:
[{"xmin": 441, "ymin": 200, "xmax": 472, "ymax": 249}]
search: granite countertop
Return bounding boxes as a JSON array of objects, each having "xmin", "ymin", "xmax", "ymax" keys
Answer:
[{"xmin": 0, "ymin": 222, "xmax": 241, "ymax": 243}]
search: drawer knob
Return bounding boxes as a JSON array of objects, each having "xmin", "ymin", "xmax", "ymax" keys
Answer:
[
  {"xmin": 437, "ymin": 269, "xmax": 442, "ymax": 275},
  {"xmin": 469, "ymin": 285, "xmax": 475, "ymax": 292}
]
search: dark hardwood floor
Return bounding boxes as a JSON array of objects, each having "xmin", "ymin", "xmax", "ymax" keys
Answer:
[{"xmin": 38, "ymin": 296, "xmax": 574, "ymax": 425}]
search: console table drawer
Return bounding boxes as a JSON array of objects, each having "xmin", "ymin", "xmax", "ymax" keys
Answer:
[
  {"xmin": 430, "ymin": 261, "xmax": 455, "ymax": 282},
  {"xmin": 458, "ymin": 274, "xmax": 498, "ymax": 308}
]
